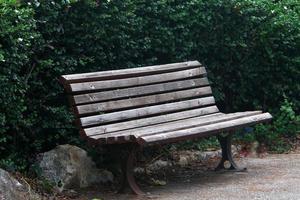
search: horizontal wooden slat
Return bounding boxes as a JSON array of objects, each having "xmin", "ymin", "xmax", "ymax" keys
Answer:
[
  {"xmin": 73, "ymin": 77, "xmax": 209, "ymax": 105},
  {"xmin": 84, "ymin": 106, "xmax": 220, "ymax": 136},
  {"xmin": 96, "ymin": 113, "xmax": 223, "ymax": 143},
  {"xmin": 61, "ymin": 61, "xmax": 202, "ymax": 84},
  {"xmin": 138, "ymin": 113, "xmax": 273, "ymax": 145},
  {"xmin": 76, "ymin": 86, "xmax": 212, "ymax": 115},
  {"xmin": 80, "ymin": 96, "xmax": 216, "ymax": 127},
  {"xmin": 96, "ymin": 111, "xmax": 263, "ymax": 142},
  {"xmin": 69, "ymin": 67, "xmax": 206, "ymax": 93}
]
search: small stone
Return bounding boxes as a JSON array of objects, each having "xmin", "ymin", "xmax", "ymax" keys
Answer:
[
  {"xmin": 194, "ymin": 152, "xmax": 207, "ymax": 160},
  {"xmin": 147, "ymin": 160, "xmax": 171, "ymax": 171},
  {"xmin": 150, "ymin": 178, "xmax": 167, "ymax": 186},
  {"xmin": 223, "ymin": 160, "xmax": 232, "ymax": 169},
  {"xmin": 201, "ymin": 150, "xmax": 222, "ymax": 161},
  {"xmin": 178, "ymin": 156, "xmax": 189, "ymax": 167},
  {"xmin": 134, "ymin": 167, "xmax": 145, "ymax": 174}
]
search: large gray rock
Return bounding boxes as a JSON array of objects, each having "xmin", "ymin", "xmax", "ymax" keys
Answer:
[
  {"xmin": 0, "ymin": 168, "xmax": 40, "ymax": 200},
  {"xmin": 37, "ymin": 144, "xmax": 113, "ymax": 191}
]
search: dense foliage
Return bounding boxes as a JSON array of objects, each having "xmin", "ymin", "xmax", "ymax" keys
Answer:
[{"xmin": 0, "ymin": 0, "xmax": 299, "ymax": 170}]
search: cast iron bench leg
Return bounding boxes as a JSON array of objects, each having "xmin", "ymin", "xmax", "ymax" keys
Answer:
[
  {"xmin": 119, "ymin": 144, "xmax": 145, "ymax": 195},
  {"xmin": 215, "ymin": 134, "xmax": 247, "ymax": 171}
]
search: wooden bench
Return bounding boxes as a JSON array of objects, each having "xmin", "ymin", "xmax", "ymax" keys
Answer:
[{"xmin": 60, "ymin": 61, "xmax": 272, "ymax": 195}]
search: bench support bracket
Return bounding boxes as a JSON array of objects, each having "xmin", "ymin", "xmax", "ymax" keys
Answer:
[
  {"xmin": 119, "ymin": 144, "xmax": 145, "ymax": 195},
  {"xmin": 215, "ymin": 134, "xmax": 247, "ymax": 171}
]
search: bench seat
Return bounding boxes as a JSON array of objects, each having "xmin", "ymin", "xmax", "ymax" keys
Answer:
[{"xmin": 87, "ymin": 110, "xmax": 271, "ymax": 145}]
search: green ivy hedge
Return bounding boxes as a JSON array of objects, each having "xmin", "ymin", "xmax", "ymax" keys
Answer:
[{"xmin": 0, "ymin": 0, "xmax": 299, "ymax": 170}]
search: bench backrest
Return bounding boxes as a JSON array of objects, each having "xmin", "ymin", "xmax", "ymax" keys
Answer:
[{"xmin": 60, "ymin": 61, "xmax": 219, "ymax": 135}]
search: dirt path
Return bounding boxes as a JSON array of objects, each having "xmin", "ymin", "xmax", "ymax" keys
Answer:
[{"xmin": 72, "ymin": 152, "xmax": 300, "ymax": 200}]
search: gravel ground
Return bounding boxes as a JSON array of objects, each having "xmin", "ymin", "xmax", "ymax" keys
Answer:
[{"xmin": 77, "ymin": 151, "xmax": 300, "ymax": 200}]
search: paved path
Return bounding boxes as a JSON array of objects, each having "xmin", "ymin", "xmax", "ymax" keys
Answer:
[
  {"xmin": 153, "ymin": 153, "xmax": 300, "ymax": 200},
  {"xmin": 78, "ymin": 152, "xmax": 300, "ymax": 200}
]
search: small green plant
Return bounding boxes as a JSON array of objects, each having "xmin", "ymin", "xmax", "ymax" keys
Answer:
[
  {"xmin": 254, "ymin": 98, "xmax": 300, "ymax": 153},
  {"xmin": 0, "ymin": 154, "xmax": 27, "ymax": 172},
  {"xmin": 38, "ymin": 177, "xmax": 56, "ymax": 194}
]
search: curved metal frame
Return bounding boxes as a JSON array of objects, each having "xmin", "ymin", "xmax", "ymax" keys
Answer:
[
  {"xmin": 119, "ymin": 144, "xmax": 145, "ymax": 195},
  {"xmin": 215, "ymin": 134, "xmax": 247, "ymax": 171},
  {"xmin": 117, "ymin": 134, "xmax": 246, "ymax": 195}
]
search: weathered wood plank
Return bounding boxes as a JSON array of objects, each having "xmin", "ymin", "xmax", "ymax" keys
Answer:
[
  {"xmin": 80, "ymin": 96, "xmax": 216, "ymax": 127},
  {"xmin": 60, "ymin": 61, "xmax": 202, "ymax": 84},
  {"xmin": 73, "ymin": 78, "xmax": 209, "ymax": 105},
  {"xmin": 76, "ymin": 86, "xmax": 212, "ymax": 115},
  {"xmin": 84, "ymin": 106, "xmax": 220, "ymax": 137},
  {"xmin": 101, "ymin": 113, "xmax": 223, "ymax": 143},
  {"xmin": 138, "ymin": 113, "xmax": 273, "ymax": 145},
  {"xmin": 96, "ymin": 111, "xmax": 263, "ymax": 142},
  {"xmin": 69, "ymin": 68, "xmax": 205, "ymax": 93}
]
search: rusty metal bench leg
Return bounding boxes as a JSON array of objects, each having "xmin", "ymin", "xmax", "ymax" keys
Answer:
[
  {"xmin": 215, "ymin": 134, "xmax": 247, "ymax": 171},
  {"xmin": 119, "ymin": 144, "xmax": 145, "ymax": 195}
]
